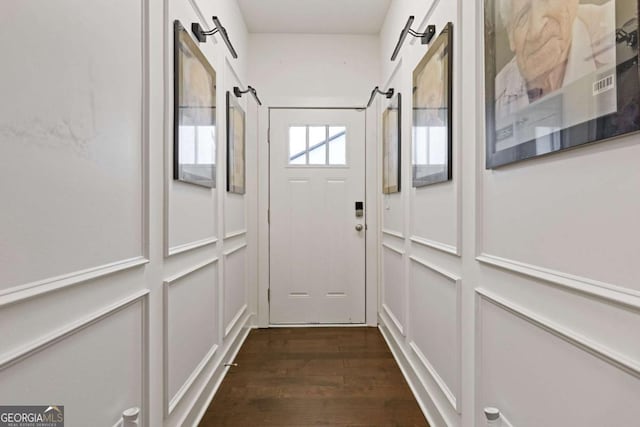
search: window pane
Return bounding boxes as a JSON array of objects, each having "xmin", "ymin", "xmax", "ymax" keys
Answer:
[
  {"xmin": 289, "ymin": 126, "xmax": 306, "ymax": 164},
  {"xmin": 328, "ymin": 126, "xmax": 346, "ymax": 165},
  {"xmin": 309, "ymin": 143, "xmax": 326, "ymax": 165}
]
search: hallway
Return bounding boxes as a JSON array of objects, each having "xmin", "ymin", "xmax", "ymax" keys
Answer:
[{"xmin": 199, "ymin": 328, "xmax": 428, "ymax": 426}]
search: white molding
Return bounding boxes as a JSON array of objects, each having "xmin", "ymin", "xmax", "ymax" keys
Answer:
[
  {"xmin": 0, "ymin": 289, "xmax": 150, "ymax": 372},
  {"xmin": 378, "ymin": 320, "xmax": 451, "ymax": 427},
  {"xmin": 382, "ymin": 242, "xmax": 405, "ymax": 256},
  {"xmin": 188, "ymin": 316, "xmax": 253, "ymax": 427},
  {"xmin": 223, "ymin": 229, "xmax": 247, "ymax": 240},
  {"xmin": 223, "ymin": 242, "xmax": 248, "ymax": 257},
  {"xmin": 409, "ymin": 341, "xmax": 458, "ymax": 412},
  {"xmin": 382, "ymin": 303, "xmax": 405, "ymax": 336},
  {"xmin": 382, "ymin": 229, "xmax": 405, "ymax": 239},
  {"xmin": 167, "ymin": 344, "xmax": 219, "ymax": 417},
  {"xmin": 409, "ymin": 255, "xmax": 461, "ymax": 282},
  {"xmin": 167, "ymin": 237, "xmax": 218, "ymax": 257},
  {"xmin": 0, "ymin": 257, "xmax": 149, "ymax": 309},
  {"xmin": 224, "ymin": 304, "xmax": 248, "ymax": 338},
  {"xmin": 409, "ymin": 255, "xmax": 462, "ymax": 414},
  {"xmin": 477, "ymin": 253, "xmax": 640, "ymax": 311},
  {"xmin": 140, "ymin": 0, "xmax": 150, "ymax": 262},
  {"xmin": 163, "ymin": 258, "xmax": 219, "ymax": 418},
  {"xmin": 476, "ymin": 288, "xmax": 640, "ymax": 379},
  {"xmin": 163, "ymin": 257, "xmax": 219, "ymax": 284},
  {"xmin": 410, "ymin": 235, "xmax": 460, "ymax": 257},
  {"xmin": 268, "ymin": 323, "xmax": 366, "ymax": 328}
]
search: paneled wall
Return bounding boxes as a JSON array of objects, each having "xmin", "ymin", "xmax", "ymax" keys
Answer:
[
  {"xmin": 377, "ymin": 1, "xmax": 640, "ymax": 427},
  {"xmin": 0, "ymin": 0, "xmax": 258, "ymax": 425}
]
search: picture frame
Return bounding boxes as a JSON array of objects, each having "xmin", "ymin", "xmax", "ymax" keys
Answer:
[
  {"xmin": 484, "ymin": 0, "xmax": 640, "ymax": 169},
  {"xmin": 226, "ymin": 91, "xmax": 246, "ymax": 194},
  {"xmin": 173, "ymin": 20, "xmax": 217, "ymax": 188},
  {"xmin": 383, "ymin": 93, "xmax": 402, "ymax": 194},
  {"xmin": 412, "ymin": 22, "xmax": 453, "ymax": 187}
]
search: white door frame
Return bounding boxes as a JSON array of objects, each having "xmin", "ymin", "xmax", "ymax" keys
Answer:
[{"xmin": 256, "ymin": 97, "xmax": 379, "ymax": 327}]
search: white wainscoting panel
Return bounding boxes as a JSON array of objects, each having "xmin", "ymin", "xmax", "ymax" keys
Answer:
[
  {"xmin": 0, "ymin": 291, "xmax": 148, "ymax": 426},
  {"xmin": 382, "ymin": 243, "xmax": 405, "ymax": 336},
  {"xmin": 224, "ymin": 186, "xmax": 247, "ymax": 239},
  {"xmin": 481, "ymin": 138, "xmax": 640, "ymax": 292},
  {"xmin": 410, "ymin": 184, "xmax": 458, "ymax": 256},
  {"xmin": 409, "ymin": 257, "xmax": 461, "ymax": 412},
  {"xmin": 223, "ymin": 245, "xmax": 247, "ymax": 337},
  {"xmin": 477, "ymin": 290, "xmax": 640, "ymax": 427},
  {"xmin": 382, "ymin": 194, "xmax": 404, "ymax": 238},
  {"xmin": 164, "ymin": 259, "xmax": 218, "ymax": 416},
  {"xmin": 0, "ymin": 0, "xmax": 144, "ymax": 289}
]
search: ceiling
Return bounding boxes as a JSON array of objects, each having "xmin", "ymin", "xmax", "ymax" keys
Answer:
[{"xmin": 237, "ymin": 0, "xmax": 392, "ymax": 34}]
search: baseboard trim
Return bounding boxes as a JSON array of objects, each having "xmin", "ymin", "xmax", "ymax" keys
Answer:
[
  {"xmin": 378, "ymin": 317, "xmax": 450, "ymax": 427},
  {"xmin": 182, "ymin": 313, "xmax": 253, "ymax": 427}
]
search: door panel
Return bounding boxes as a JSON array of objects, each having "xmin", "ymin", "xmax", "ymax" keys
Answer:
[{"xmin": 270, "ymin": 109, "xmax": 366, "ymax": 324}]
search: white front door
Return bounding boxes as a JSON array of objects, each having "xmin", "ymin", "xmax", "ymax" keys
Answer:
[{"xmin": 269, "ymin": 108, "xmax": 366, "ymax": 324}]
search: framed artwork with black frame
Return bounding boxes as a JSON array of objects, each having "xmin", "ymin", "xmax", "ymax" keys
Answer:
[
  {"xmin": 412, "ymin": 22, "xmax": 453, "ymax": 187},
  {"xmin": 173, "ymin": 20, "xmax": 216, "ymax": 188},
  {"xmin": 484, "ymin": 0, "xmax": 640, "ymax": 169},
  {"xmin": 226, "ymin": 91, "xmax": 246, "ymax": 194},
  {"xmin": 383, "ymin": 93, "xmax": 402, "ymax": 194}
]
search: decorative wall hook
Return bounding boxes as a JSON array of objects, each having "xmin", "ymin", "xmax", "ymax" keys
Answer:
[
  {"xmin": 391, "ymin": 16, "xmax": 436, "ymax": 61},
  {"xmin": 233, "ymin": 86, "xmax": 262, "ymax": 106},
  {"xmin": 191, "ymin": 16, "xmax": 238, "ymax": 59},
  {"xmin": 366, "ymin": 86, "xmax": 394, "ymax": 108}
]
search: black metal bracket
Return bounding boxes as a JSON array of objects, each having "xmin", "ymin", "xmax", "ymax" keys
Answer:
[
  {"xmin": 391, "ymin": 16, "xmax": 436, "ymax": 61},
  {"xmin": 233, "ymin": 86, "xmax": 262, "ymax": 106},
  {"xmin": 191, "ymin": 16, "xmax": 238, "ymax": 59},
  {"xmin": 366, "ymin": 86, "xmax": 394, "ymax": 108}
]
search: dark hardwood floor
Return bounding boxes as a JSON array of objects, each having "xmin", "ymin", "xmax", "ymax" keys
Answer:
[{"xmin": 199, "ymin": 327, "xmax": 429, "ymax": 426}]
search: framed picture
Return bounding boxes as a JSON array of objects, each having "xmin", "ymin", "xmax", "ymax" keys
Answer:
[
  {"xmin": 383, "ymin": 93, "xmax": 402, "ymax": 194},
  {"xmin": 226, "ymin": 91, "xmax": 246, "ymax": 194},
  {"xmin": 412, "ymin": 22, "xmax": 453, "ymax": 187},
  {"xmin": 484, "ymin": 0, "xmax": 640, "ymax": 168},
  {"xmin": 173, "ymin": 20, "xmax": 216, "ymax": 188}
]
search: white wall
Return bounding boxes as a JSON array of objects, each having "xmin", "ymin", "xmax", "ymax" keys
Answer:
[
  {"xmin": 0, "ymin": 0, "xmax": 259, "ymax": 425},
  {"xmin": 377, "ymin": 1, "xmax": 640, "ymax": 427},
  {"xmin": 248, "ymin": 33, "xmax": 381, "ymax": 326}
]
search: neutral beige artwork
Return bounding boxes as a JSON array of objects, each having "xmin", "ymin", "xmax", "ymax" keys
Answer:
[
  {"xmin": 227, "ymin": 92, "xmax": 245, "ymax": 194},
  {"xmin": 174, "ymin": 21, "xmax": 216, "ymax": 188},
  {"xmin": 382, "ymin": 94, "xmax": 400, "ymax": 194},
  {"xmin": 412, "ymin": 23, "xmax": 451, "ymax": 187}
]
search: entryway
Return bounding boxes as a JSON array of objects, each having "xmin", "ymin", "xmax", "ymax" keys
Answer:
[{"xmin": 268, "ymin": 108, "xmax": 367, "ymax": 324}]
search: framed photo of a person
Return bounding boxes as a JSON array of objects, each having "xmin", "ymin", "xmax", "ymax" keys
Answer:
[
  {"xmin": 383, "ymin": 93, "xmax": 401, "ymax": 194},
  {"xmin": 412, "ymin": 22, "xmax": 453, "ymax": 187},
  {"xmin": 226, "ymin": 91, "xmax": 246, "ymax": 194},
  {"xmin": 173, "ymin": 20, "xmax": 216, "ymax": 188},
  {"xmin": 484, "ymin": 0, "xmax": 640, "ymax": 168}
]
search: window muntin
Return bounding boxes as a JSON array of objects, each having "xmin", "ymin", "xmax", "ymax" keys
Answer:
[{"xmin": 288, "ymin": 125, "xmax": 346, "ymax": 166}]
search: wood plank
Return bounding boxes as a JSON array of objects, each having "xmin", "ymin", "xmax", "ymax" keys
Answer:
[{"xmin": 199, "ymin": 327, "xmax": 428, "ymax": 426}]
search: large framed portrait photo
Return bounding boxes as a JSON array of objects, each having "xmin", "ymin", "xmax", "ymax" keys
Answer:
[
  {"xmin": 485, "ymin": 0, "xmax": 640, "ymax": 168},
  {"xmin": 173, "ymin": 20, "xmax": 217, "ymax": 188},
  {"xmin": 412, "ymin": 22, "xmax": 453, "ymax": 187}
]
